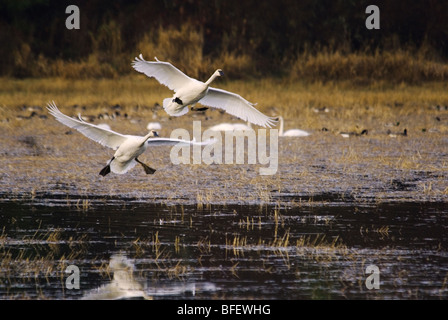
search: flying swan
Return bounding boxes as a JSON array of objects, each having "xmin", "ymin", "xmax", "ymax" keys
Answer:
[
  {"xmin": 132, "ymin": 54, "xmax": 277, "ymax": 128},
  {"xmin": 47, "ymin": 102, "xmax": 213, "ymax": 176}
]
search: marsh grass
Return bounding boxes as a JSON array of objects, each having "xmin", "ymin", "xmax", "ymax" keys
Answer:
[
  {"xmin": 0, "ymin": 74, "xmax": 447, "ymax": 205},
  {"xmin": 8, "ymin": 18, "xmax": 448, "ymax": 84},
  {"xmin": 290, "ymin": 49, "xmax": 448, "ymax": 84},
  {"xmin": 0, "ymin": 227, "xmax": 91, "ymax": 299},
  {"xmin": 2, "ymin": 77, "xmax": 447, "ymax": 134}
]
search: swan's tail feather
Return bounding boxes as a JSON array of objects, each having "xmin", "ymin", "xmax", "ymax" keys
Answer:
[{"xmin": 110, "ymin": 159, "xmax": 137, "ymax": 174}]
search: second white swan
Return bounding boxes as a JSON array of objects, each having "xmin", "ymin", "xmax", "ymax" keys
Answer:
[
  {"xmin": 132, "ymin": 54, "xmax": 277, "ymax": 128},
  {"xmin": 47, "ymin": 102, "xmax": 213, "ymax": 176},
  {"xmin": 277, "ymin": 116, "xmax": 310, "ymax": 137}
]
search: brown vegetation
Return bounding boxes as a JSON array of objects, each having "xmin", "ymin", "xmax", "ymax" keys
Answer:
[{"xmin": 2, "ymin": 1, "xmax": 448, "ymax": 83}]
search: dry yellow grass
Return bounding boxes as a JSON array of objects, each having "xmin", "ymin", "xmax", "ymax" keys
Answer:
[
  {"xmin": 0, "ymin": 76, "xmax": 447, "ymax": 205},
  {"xmin": 290, "ymin": 49, "xmax": 448, "ymax": 83},
  {"xmin": 1, "ymin": 76, "xmax": 447, "ymax": 133}
]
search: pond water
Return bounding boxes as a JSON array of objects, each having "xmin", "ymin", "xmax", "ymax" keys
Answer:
[{"xmin": 0, "ymin": 200, "xmax": 447, "ymax": 300}]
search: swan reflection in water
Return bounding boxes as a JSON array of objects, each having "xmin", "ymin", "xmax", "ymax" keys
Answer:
[{"xmin": 82, "ymin": 254, "xmax": 216, "ymax": 300}]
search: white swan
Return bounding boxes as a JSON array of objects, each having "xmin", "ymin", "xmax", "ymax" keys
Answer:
[
  {"xmin": 208, "ymin": 121, "xmax": 252, "ymax": 132},
  {"xmin": 339, "ymin": 129, "xmax": 368, "ymax": 138},
  {"xmin": 277, "ymin": 116, "xmax": 310, "ymax": 137},
  {"xmin": 132, "ymin": 55, "xmax": 277, "ymax": 128},
  {"xmin": 82, "ymin": 254, "xmax": 151, "ymax": 300},
  {"xmin": 47, "ymin": 102, "xmax": 213, "ymax": 176},
  {"xmin": 146, "ymin": 122, "xmax": 162, "ymax": 131}
]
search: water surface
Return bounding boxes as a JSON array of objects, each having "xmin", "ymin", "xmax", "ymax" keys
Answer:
[{"xmin": 0, "ymin": 200, "xmax": 447, "ymax": 299}]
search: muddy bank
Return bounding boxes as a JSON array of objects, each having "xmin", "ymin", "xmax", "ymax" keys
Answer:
[{"xmin": 0, "ymin": 106, "xmax": 447, "ymax": 206}]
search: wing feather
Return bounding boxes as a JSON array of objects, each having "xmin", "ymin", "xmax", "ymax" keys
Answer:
[
  {"xmin": 146, "ymin": 137, "xmax": 216, "ymax": 147},
  {"xmin": 46, "ymin": 102, "xmax": 127, "ymax": 150},
  {"xmin": 132, "ymin": 54, "xmax": 195, "ymax": 92},
  {"xmin": 199, "ymin": 88, "xmax": 277, "ymax": 128}
]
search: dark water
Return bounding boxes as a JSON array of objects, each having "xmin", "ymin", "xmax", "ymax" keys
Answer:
[{"xmin": 0, "ymin": 200, "xmax": 447, "ymax": 299}]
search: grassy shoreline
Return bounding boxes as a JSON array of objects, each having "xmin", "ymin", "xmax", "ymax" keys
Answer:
[
  {"xmin": 0, "ymin": 77, "xmax": 447, "ymax": 206},
  {"xmin": 1, "ymin": 77, "xmax": 447, "ymax": 134}
]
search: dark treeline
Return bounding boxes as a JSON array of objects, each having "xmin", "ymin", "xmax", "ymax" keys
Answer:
[{"xmin": 1, "ymin": 0, "xmax": 447, "ymax": 78}]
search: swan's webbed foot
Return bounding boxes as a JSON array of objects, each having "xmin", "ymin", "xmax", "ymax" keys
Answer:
[
  {"xmin": 135, "ymin": 158, "xmax": 156, "ymax": 175},
  {"xmin": 99, "ymin": 157, "xmax": 114, "ymax": 176},
  {"xmin": 99, "ymin": 165, "xmax": 111, "ymax": 176}
]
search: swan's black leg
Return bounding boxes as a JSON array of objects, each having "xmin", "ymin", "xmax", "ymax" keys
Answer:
[
  {"xmin": 135, "ymin": 158, "xmax": 156, "ymax": 174},
  {"xmin": 99, "ymin": 157, "xmax": 114, "ymax": 176},
  {"xmin": 173, "ymin": 97, "xmax": 183, "ymax": 105},
  {"xmin": 191, "ymin": 106, "xmax": 209, "ymax": 112}
]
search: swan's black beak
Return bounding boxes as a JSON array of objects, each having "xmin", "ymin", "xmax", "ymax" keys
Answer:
[
  {"xmin": 218, "ymin": 70, "xmax": 224, "ymax": 76},
  {"xmin": 151, "ymin": 130, "xmax": 159, "ymax": 137}
]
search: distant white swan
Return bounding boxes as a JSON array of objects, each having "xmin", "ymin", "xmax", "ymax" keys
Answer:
[
  {"xmin": 146, "ymin": 122, "xmax": 162, "ymax": 131},
  {"xmin": 132, "ymin": 54, "xmax": 277, "ymax": 128},
  {"xmin": 208, "ymin": 121, "xmax": 252, "ymax": 132},
  {"xmin": 339, "ymin": 129, "xmax": 368, "ymax": 138},
  {"xmin": 47, "ymin": 102, "xmax": 213, "ymax": 176},
  {"xmin": 277, "ymin": 116, "xmax": 310, "ymax": 137}
]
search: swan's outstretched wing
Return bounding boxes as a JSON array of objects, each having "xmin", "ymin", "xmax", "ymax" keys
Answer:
[
  {"xmin": 132, "ymin": 54, "xmax": 195, "ymax": 92},
  {"xmin": 146, "ymin": 137, "xmax": 216, "ymax": 147},
  {"xmin": 47, "ymin": 102, "xmax": 127, "ymax": 150},
  {"xmin": 199, "ymin": 88, "xmax": 277, "ymax": 128}
]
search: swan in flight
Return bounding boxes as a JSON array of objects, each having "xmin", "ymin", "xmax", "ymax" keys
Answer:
[
  {"xmin": 47, "ymin": 102, "xmax": 213, "ymax": 176},
  {"xmin": 132, "ymin": 54, "xmax": 277, "ymax": 128},
  {"xmin": 277, "ymin": 116, "xmax": 310, "ymax": 137}
]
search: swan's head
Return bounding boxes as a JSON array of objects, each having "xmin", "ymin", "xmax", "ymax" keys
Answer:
[
  {"xmin": 149, "ymin": 130, "xmax": 159, "ymax": 137},
  {"xmin": 216, "ymin": 69, "xmax": 224, "ymax": 77}
]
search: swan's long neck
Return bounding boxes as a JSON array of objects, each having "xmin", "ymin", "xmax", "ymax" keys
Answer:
[
  {"xmin": 141, "ymin": 132, "xmax": 155, "ymax": 146},
  {"xmin": 278, "ymin": 117, "xmax": 284, "ymax": 136},
  {"xmin": 205, "ymin": 71, "xmax": 220, "ymax": 86}
]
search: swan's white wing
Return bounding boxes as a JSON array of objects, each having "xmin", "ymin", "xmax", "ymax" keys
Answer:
[
  {"xmin": 199, "ymin": 88, "xmax": 277, "ymax": 128},
  {"xmin": 146, "ymin": 137, "xmax": 216, "ymax": 147},
  {"xmin": 47, "ymin": 102, "xmax": 127, "ymax": 150},
  {"xmin": 132, "ymin": 54, "xmax": 195, "ymax": 92}
]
